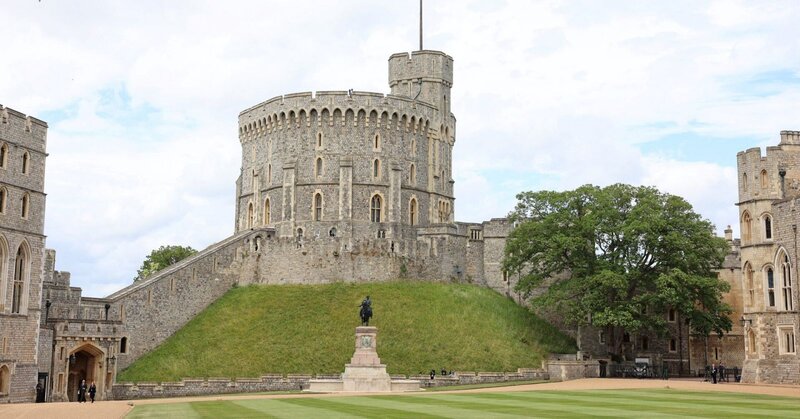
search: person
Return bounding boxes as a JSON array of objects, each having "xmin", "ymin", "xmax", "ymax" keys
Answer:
[
  {"xmin": 710, "ymin": 363, "xmax": 717, "ymax": 384},
  {"xmin": 718, "ymin": 362, "xmax": 726, "ymax": 383},
  {"xmin": 78, "ymin": 379, "xmax": 87, "ymax": 402},
  {"xmin": 441, "ymin": 368, "xmax": 447, "ymax": 376},
  {"xmin": 35, "ymin": 382, "xmax": 43, "ymax": 403},
  {"xmin": 429, "ymin": 369, "xmax": 436, "ymax": 380},
  {"xmin": 89, "ymin": 381, "xmax": 97, "ymax": 403}
]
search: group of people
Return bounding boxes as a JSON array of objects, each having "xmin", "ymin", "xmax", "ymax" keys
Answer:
[
  {"xmin": 76, "ymin": 379, "xmax": 97, "ymax": 403},
  {"xmin": 708, "ymin": 362, "xmax": 727, "ymax": 384}
]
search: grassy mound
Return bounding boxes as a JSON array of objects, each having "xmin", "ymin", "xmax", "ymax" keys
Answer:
[{"xmin": 117, "ymin": 282, "xmax": 576, "ymax": 382}]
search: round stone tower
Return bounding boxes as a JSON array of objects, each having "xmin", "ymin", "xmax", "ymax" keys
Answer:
[{"xmin": 235, "ymin": 50, "xmax": 456, "ymax": 242}]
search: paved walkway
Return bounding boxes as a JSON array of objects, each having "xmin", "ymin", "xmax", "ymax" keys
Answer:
[{"xmin": 1, "ymin": 378, "xmax": 798, "ymax": 419}]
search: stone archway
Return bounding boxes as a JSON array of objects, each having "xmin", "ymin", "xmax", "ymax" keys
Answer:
[{"xmin": 66, "ymin": 343, "xmax": 105, "ymax": 402}]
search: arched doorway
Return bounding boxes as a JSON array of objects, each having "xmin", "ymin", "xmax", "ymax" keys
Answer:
[{"xmin": 66, "ymin": 343, "xmax": 105, "ymax": 402}]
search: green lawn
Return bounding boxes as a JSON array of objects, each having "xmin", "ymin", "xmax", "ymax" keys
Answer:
[
  {"xmin": 126, "ymin": 388, "xmax": 800, "ymax": 418},
  {"xmin": 118, "ymin": 282, "xmax": 575, "ymax": 382}
]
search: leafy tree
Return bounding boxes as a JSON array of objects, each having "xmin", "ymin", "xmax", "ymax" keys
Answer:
[
  {"xmin": 134, "ymin": 245, "xmax": 198, "ymax": 282},
  {"xmin": 502, "ymin": 184, "xmax": 732, "ymax": 358}
]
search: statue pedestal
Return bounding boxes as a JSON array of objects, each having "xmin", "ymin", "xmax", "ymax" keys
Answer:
[{"xmin": 307, "ymin": 326, "xmax": 420, "ymax": 393}]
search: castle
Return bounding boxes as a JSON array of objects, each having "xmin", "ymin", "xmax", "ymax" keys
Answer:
[{"xmin": 0, "ymin": 48, "xmax": 795, "ymax": 403}]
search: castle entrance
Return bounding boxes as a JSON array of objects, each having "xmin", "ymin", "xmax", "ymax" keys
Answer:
[{"xmin": 66, "ymin": 343, "xmax": 104, "ymax": 402}]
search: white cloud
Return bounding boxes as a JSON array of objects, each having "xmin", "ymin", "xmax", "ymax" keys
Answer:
[{"xmin": 1, "ymin": 1, "xmax": 798, "ymax": 296}]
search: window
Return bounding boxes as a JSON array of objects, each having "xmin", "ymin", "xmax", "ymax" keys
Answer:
[
  {"xmin": 0, "ymin": 144, "xmax": 7, "ymax": 169},
  {"xmin": 502, "ymin": 271, "xmax": 509, "ymax": 282},
  {"xmin": 748, "ymin": 329, "xmax": 757, "ymax": 354},
  {"xmin": 374, "ymin": 133, "xmax": 380, "ymax": 150},
  {"xmin": 267, "ymin": 164, "xmax": 272, "ymax": 183},
  {"xmin": 11, "ymin": 245, "xmax": 27, "ymax": 313},
  {"xmin": 21, "ymin": 193, "xmax": 29, "ymax": 219},
  {"xmin": 765, "ymin": 215, "xmax": 772, "ymax": 240},
  {"xmin": 21, "ymin": 152, "xmax": 29, "ymax": 174},
  {"xmin": 409, "ymin": 164, "xmax": 416, "ymax": 185},
  {"xmin": 742, "ymin": 173, "xmax": 748, "ymax": 190},
  {"xmin": 761, "ymin": 169, "xmax": 768, "ymax": 189},
  {"xmin": 120, "ymin": 337, "xmax": 128, "ymax": 354},
  {"xmin": 147, "ymin": 289, "xmax": 152, "ymax": 306},
  {"xmin": 247, "ymin": 202, "xmax": 254, "ymax": 228},
  {"xmin": 313, "ymin": 193, "xmax": 323, "ymax": 221},
  {"xmin": 377, "ymin": 229, "xmax": 386, "ymax": 239},
  {"xmin": 411, "ymin": 137, "xmax": 416, "ymax": 156},
  {"xmin": 714, "ymin": 347, "xmax": 719, "ymax": 360},
  {"xmin": 409, "ymin": 198, "xmax": 418, "ymax": 226},
  {"xmin": 263, "ymin": 198, "xmax": 270, "ymax": 225},
  {"xmin": 780, "ymin": 253, "xmax": 793, "ymax": 311},
  {"xmin": 641, "ymin": 336, "xmax": 649, "ymax": 351},
  {"xmin": 623, "ymin": 332, "xmax": 631, "ymax": 343},
  {"xmin": 170, "ymin": 277, "xmax": 176, "ymax": 293},
  {"xmin": 371, "ymin": 194, "xmax": 382, "ymax": 222},
  {"xmin": 0, "ymin": 365, "xmax": 10, "ymax": 395},
  {"xmin": 315, "ymin": 157, "xmax": 323, "ymax": 178},
  {"xmin": 669, "ymin": 339, "xmax": 677, "ymax": 352},
  {"xmin": 329, "ymin": 227, "xmax": 337, "ymax": 237},
  {"xmin": 317, "ymin": 132, "xmax": 323, "ymax": 148},
  {"xmin": 779, "ymin": 327, "xmax": 795, "ymax": 354},
  {"xmin": 296, "ymin": 228, "xmax": 304, "ymax": 240},
  {"xmin": 745, "ymin": 263, "xmax": 754, "ymax": 305},
  {"xmin": 767, "ymin": 267, "xmax": 776, "ymax": 307},
  {"xmin": 0, "ymin": 188, "xmax": 6, "ymax": 214},
  {"xmin": 598, "ymin": 331, "xmax": 606, "ymax": 344},
  {"xmin": 470, "ymin": 229, "xmax": 482, "ymax": 240},
  {"xmin": 668, "ymin": 308, "xmax": 676, "ymax": 322},
  {"xmin": 742, "ymin": 212, "xmax": 752, "ymax": 243},
  {"xmin": 373, "ymin": 159, "xmax": 381, "ymax": 178}
]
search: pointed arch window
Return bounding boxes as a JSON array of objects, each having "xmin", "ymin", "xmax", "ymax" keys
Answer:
[
  {"xmin": 742, "ymin": 173, "xmax": 748, "ymax": 190},
  {"xmin": 0, "ymin": 187, "xmax": 6, "ymax": 214},
  {"xmin": 0, "ymin": 143, "xmax": 7, "ymax": 169},
  {"xmin": 764, "ymin": 215, "xmax": 772, "ymax": 240},
  {"xmin": 371, "ymin": 195, "xmax": 382, "ymax": 222},
  {"xmin": 317, "ymin": 132, "xmax": 323, "ymax": 148},
  {"xmin": 780, "ymin": 253, "xmax": 793, "ymax": 311},
  {"xmin": 263, "ymin": 198, "xmax": 271, "ymax": 225},
  {"xmin": 409, "ymin": 164, "xmax": 416, "ymax": 185},
  {"xmin": 11, "ymin": 245, "xmax": 27, "ymax": 313},
  {"xmin": 409, "ymin": 198, "xmax": 418, "ymax": 226},
  {"xmin": 767, "ymin": 267, "xmax": 776, "ymax": 307},
  {"xmin": 742, "ymin": 212, "xmax": 752, "ymax": 243},
  {"xmin": 247, "ymin": 202, "xmax": 254, "ymax": 228},
  {"xmin": 374, "ymin": 133, "xmax": 380, "ymax": 150},
  {"xmin": 761, "ymin": 169, "xmax": 768, "ymax": 189},
  {"xmin": 22, "ymin": 152, "xmax": 29, "ymax": 174},
  {"xmin": 315, "ymin": 157, "xmax": 323, "ymax": 178},
  {"xmin": 373, "ymin": 159, "xmax": 381, "ymax": 179},
  {"xmin": 267, "ymin": 164, "xmax": 272, "ymax": 183},
  {"xmin": 313, "ymin": 193, "xmax": 323, "ymax": 221},
  {"xmin": 21, "ymin": 193, "xmax": 29, "ymax": 219}
]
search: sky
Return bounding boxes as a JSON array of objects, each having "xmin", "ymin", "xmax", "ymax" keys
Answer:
[{"xmin": 1, "ymin": 0, "xmax": 799, "ymax": 297}]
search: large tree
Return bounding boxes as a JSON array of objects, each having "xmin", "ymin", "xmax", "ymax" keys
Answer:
[
  {"xmin": 502, "ymin": 184, "xmax": 732, "ymax": 359},
  {"xmin": 134, "ymin": 245, "xmax": 198, "ymax": 282}
]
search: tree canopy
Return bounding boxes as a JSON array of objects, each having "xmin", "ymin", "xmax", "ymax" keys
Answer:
[
  {"xmin": 134, "ymin": 245, "xmax": 198, "ymax": 282},
  {"xmin": 502, "ymin": 184, "xmax": 732, "ymax": 358}
]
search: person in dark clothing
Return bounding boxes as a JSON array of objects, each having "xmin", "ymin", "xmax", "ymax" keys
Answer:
[
  {"xmin": 429, "ymin": 369, "xmax": 436, "ymax": 380},
  {"xmin": 78, "ymin": 379, "xmax": 87, "ymax": 402},
  {"xmin": 89, "ymin": 381, "xmax": 97, "ymax": 403},
  {"xmin": 710, "ymin": 363, "xmax": 718, "ymax": 384}
]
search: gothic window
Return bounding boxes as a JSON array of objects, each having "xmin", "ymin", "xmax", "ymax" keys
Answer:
[
  {"xmin": 0, "ymin": 240, "xmax": 5, "ymax": 311},
  {"xmin": 267, "ymin": 164, "xmax": 272, "ymax": 183},
  {"xmin": 761, "ymin": 169, "xmax": 768, "ymax": 189},
  {"xmin": 779, "ymin": 327, "xmax": 796, "ymax": 354},
  {"xmin": 767, "ymin": 267, "xmax": 776, "ymax": 308},
  {"xmin": 0, "ymin": 143, "xmax": 7, "ymax": 169},
  {"xmin": 371, "ymin": 194, "xmax": 382, "ymax": 222},
  {"xmin": 742, "ymin": 173, "xmax": 748, "ymax": 190},
  {"xmin": 317, "ymin": 132, "xmax": 323, "ymax": 148},
  {"xmin": 313, "ymin": 193, "xmax": 323, "ymax": 221},
  {"xmin": 409, "ymin": 164, "xmax": 416, "ymax": 185},
  {"xmin": 742, "ymin": 212, "xmax": 752, "ymax": 243},
  {"xmin": 21, "ymin": 193, "xmax": 29, "ymax": 219},
  {"xmin": 0, "ymin": 187, "xmax": 6, "ymax": 214},
  {"xmin": 411, "ymin": 137, "xmax": 416, "ymax": 156},
  {"xmin": 745, "ymin": 263, "xmax": 754, "ymax": 306},
  {"xmin": 780, "ymin": 253, "xmax": 793, "ymax": 311},
  {"xmin": 22, "ymin": 152, "xmax": 29, "ymax": 174},
  {"xmin": 11, "ymin": 245, "xmax": 27, "ymax": 314},
  {"xmin": 374, "ymin": 133, "xmax": 380, "ymax": 150},
  {"xmin": 373, "ymin": 159, "xmax": 381, "ymax": 179},
  {"xmin": 247, "ymin": 202, "xmax": 254, "ymax": 228},
  {"xmin": 263, "ymin": 198, "xmax": 270, "ymax": 225},
  {"xmin": 764, "ymin": 215, "xmax": 772, "ymax": 240},
  {"xmin": 409, "ymin": 198, "xmax": 418, "ymax": 226},
  {"xmin": 315, "ymin": 157, "xmax": 323, "ymax": 178}
]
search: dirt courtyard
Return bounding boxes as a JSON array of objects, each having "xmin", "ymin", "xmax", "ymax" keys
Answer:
[{"xmin": 2, "ymin": 378, "xmax": 798, "ymax": 419}]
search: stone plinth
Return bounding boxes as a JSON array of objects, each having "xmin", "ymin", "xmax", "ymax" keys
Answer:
[{"xmin": 306, "ymin": 326, "xmax": 420, "ymax": 393}]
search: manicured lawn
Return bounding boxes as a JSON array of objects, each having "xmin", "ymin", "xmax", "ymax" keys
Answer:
[{"xmin": 126, "ymin": 388, "xmax": 800, "ymax": 418}]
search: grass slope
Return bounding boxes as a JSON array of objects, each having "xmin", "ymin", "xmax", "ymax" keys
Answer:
[
  {"xmin": 126, "ymin": 389, "xmax": 800, "ymax": 418},
  {"xmin": 118, "ymin": 282, "xmax": 575, "ymax": 382}
]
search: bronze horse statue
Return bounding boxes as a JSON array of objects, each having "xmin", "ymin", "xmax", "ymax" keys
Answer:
[{"xmin": 359, "ymin": 296, "xmax": 373, "ymax": 326}]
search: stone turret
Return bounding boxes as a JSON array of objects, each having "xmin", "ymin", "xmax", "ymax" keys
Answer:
[{"xmin": 388, "ymin": 50, "xmax": 453, "ymax": 116}]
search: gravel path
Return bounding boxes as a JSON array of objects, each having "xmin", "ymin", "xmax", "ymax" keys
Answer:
[{"xmin": 1, "ymin": 378, "xmax": 798, "ymax": 419}]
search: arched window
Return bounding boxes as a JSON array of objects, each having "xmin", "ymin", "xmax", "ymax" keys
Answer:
[
  {"xmin": 296, "ymin": 228, "xmax": 304, "ymax": 240},
  {"xmin": 374, "ymin": 133, "xmax": 380, "ymax": 150},
  {"xmin": 409, "ymin": 198, "xmax": 418, "ymax": 226},
  {"xmin": 761, "ymin": 169, "xmax": 768, "ymax": 189},
  {"xmin": 748, "ymin": 329, "xmax": 756, "ymax": 354},
  {"xmin": 411, "ymin": 137, "xmax": 416, "ymax": 156},
  {"xmin": 315, "ymin": 157, "xmax": 323, "ymax": 178},
  {"xmin": 12, "ymin": 245, "xmax": 28, "ymax": 313},
  {"xmin": 371, "ymin": 195, "xmax": 382, "ymax": 222},
  {"xmin": 0, "ymin": 187, "xmax": 6, "ymax": 214},
  {"xmin": 764, "ymin": 215, "xmax": 772, "ymax": 240},
  {"xmin": 0, "ymin": 365, "xmax": 10, "ymax": 395},
  {"xmin": 120, "ymin": 337, "xmax": 128, "ymax": 354},
  {"xmin": 317, "ymin": 132, "xmax": 323, "ymax": 148},
  {"xmin": 373, "ymin": 159, "xmax": 380, "ymax": 178},
  {"xmin": 0, "ymin": 143, "xmax": 7, "ymax": 169},
  {"xmin": 0, "ymin": 239, "xmax": 6, "ymax": 311},
  {"xmin": 21, "ymin": 193, "xmax": 29, "ymax": 219},
  {"xmin": 742, "ymin": 173, "xmax": 748, "ymax": 190},
  {"xmin": 745, "ymin": 262, "xmax": 754, "ymax": 305},
  {"xmin": 780, "ymin": 252, "xmax": 794, "ymax": 311},
  {"xmin": 767, "ymin": 267, "xmax": 776, "ymax": 307},
  {"xmin": 247, "ymin": 202, "xmax": 254, "ymax": 228},
  {"xmin": 263, "ymin": 198, "xmax": 270, "ymax": 225},
  {"xmin": 22, "ymin": 152, "xmax": 29, "ymax": 174},
  {"xmin": 742, "ymin": 212, "xmax": 752, "ymax": 243},
  {"xmin": 313, "ymin": 193, "xmax": 323, "ymax": 221},
  {"xmin": 267, "ymin": 164, "xmax": 272, "ymax": 183}
]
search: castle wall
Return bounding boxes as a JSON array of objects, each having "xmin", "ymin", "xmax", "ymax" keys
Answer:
[{"xmin": 0, "ymin": 105, "xmax": 48, "ymax": 403}]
